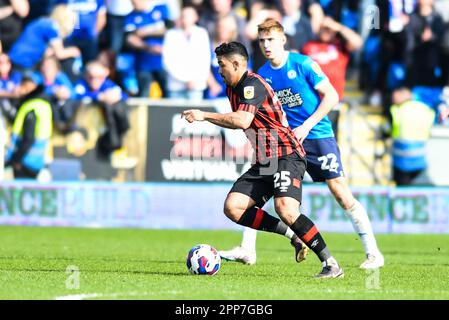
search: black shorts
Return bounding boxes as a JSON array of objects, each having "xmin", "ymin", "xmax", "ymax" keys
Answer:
[{"xmin": 229, "ymin": 152, "xmax": 306, "ymax": 207}]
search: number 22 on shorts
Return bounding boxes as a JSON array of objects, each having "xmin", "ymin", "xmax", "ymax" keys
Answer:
[{"xmin": 317, "ymin": 153, "xmax": 339, "ymax": 173}]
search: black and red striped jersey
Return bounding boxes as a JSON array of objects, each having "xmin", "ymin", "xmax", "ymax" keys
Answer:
[{"xmin": 226, "ymin": 71, "xmax": 306, "ymax": 163}]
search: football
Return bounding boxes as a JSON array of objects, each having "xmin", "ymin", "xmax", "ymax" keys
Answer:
[{"xmin": 186, "ymin": 244, "xmax": 221, "ymax": 275}]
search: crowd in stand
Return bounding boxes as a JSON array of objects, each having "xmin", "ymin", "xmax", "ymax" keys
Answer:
[{"xmin": 1, "ymin": 0, "xmax": 449, "ymax": 182}]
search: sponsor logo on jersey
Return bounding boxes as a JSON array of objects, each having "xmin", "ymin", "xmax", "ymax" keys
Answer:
[
  {"xmin": 275, "ymin": 88, "xmax": 303, "ymax": 108},
  {"xmin": 287, "ymin": 70, "xmax": 297, "ymax": 79},
  {"xmin": 244, "ymin": 86, "xmax": 255, "ymax": 99}
]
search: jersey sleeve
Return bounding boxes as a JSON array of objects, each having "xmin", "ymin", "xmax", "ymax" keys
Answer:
[
  {"xmin": 46, "ymin": 21, "xmax": 61, "ymax": 42},
  {"xmin": 237, "ymin": 78, "xmax": 266, "ymax": 114},
  {"xmin": 302, "ymin": 57, "xmax": 328, "ymax": 89}
]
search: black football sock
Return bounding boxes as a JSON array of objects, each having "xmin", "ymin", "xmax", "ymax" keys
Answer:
[
  {"xmin": 237, "ymin": 207, "xmax": 290, "ymax": 236},
  {"xmin": 290, "ymin": 214, "xmax": 332, "ymax": 262}
]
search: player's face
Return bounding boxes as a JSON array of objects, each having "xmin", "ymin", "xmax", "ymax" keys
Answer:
[
  {"xmin": 217, "ymin": 56, "xmax": 238, "ymax": 87},
  {"xmin": 258, "ymin": 30, "xmax": 286, "ymax": 60}
]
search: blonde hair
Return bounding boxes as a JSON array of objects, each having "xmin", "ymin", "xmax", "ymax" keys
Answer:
[
  {"xmin": 50, "ymin": 4, "xmax": 77, "ymax": 39},
  {"xmin": 257, "ymin": 18, "xmax": 284, "ymax": 35}
]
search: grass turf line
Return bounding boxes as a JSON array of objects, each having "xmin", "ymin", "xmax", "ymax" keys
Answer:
[{"xmin": 0, "ymin": 226, "xmax": 448, "ymax": 299}]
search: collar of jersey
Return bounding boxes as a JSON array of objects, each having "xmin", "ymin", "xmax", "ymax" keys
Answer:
[
  {"xmin": 269, "ymin": 52, "xmax": 290, "ymax": 70},
  {"xmin": 233, "ymin": 71, "xmax": 249, "ymax": 90}
]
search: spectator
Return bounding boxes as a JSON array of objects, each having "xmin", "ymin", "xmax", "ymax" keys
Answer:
[
  {"xmin": 319, "ymin": 0, "xmax": 360, "ymax": 30},
  {"xmin": 104, "ymin": 0, "xmax": 133, "ymax": 53},
  {"xmin": 74, "ymin": 61, "xmax": 129, "ymax": 156},
  {"xmin": 389, "ymin": 87, "xmax": 435, "ymax": 186},
  {"xmin": 32, "ymin": 55, "xmax": 78, "ymax": 132},
  {"xmin": 199, "ymin": 0, "xmax": 249, "ymax": 49},
  {"xmin": 279, "ymin": 0, "xmax": 316, "ymax": 51},
  {"xmin": 0, "ymin": 0, "xmax": 29, "ymax": 52},
  {"xmin": 244, "ymin": 1, "xmax": 282, "ymax": 71},
  {"xmin": 36, "ymin": 56, "xmax": 74, "ymax": 100},
  {"xmin": 183, "ymin": 0, "xmax": 205, "ymax": 17},
  {"xmin": 162, "ymin": 5, "xmax": 210, "ymax": 101},
  {"xmin": 97, "ymin": 48, "xmax": 117, "ymax": 81},
  {"xmin": 302, "ymin": 16, "xmax": 363, "ymax": 101},
  {"xmin": 4, "ymin": 82, "xmax": 53, "ymax": 179},
  {"xmin": 0, "ymin": 52, "xmax": 22, "ymax": 122},
  {"xmin": 304, "ymin": 0, "xmax": 325, "ymax": 33},
  {"xmin": 302, "ymin": 16, "xmax": 363, "ymax": 139},
  {"xmin": 8, "ymin": 4, "xmax": 81, "ymax": 73},
  {"xmin": 125, "ymin": 0, "xmax": 172, "ymax": 98},
  {"xmin": 405, "ymin": 0, "xmax": 446, "ymax": 89},
  {"xmin": 371, "ymin": 0, "xmax": 416, "ymax": 113},
  {"xmin": 57, "ymin": 0, "xmax": 107, "ymax": 64},
  {"xmin": 206, "ymin": 14, "xmax": 238, "ymax": 100}
]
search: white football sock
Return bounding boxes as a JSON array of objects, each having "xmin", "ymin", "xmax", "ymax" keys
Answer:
[
  {"xmin": 345, "ymin": 200, "xmax": 380, "ymax": 256},
  {"xmin": 240, "ymin": 224, "xmax": 295, "ymax": 252},
  {"xmin": 241, "ymin": 227, "xmax": 257, "ymax": 252},
  {"xmin": 285, "ymin": 227, "xmax": 295, "ymax": 240},
  {"xmin": 324, "ymin": 256, "xmax": 338, "ymax": 267}
]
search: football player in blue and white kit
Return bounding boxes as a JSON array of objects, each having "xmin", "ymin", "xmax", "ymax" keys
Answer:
[{"xmin": 220, "ymin": 19, "xmax": 384, "ymax": 270}]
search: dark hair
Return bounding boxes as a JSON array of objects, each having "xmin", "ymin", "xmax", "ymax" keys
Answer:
[{"xmin": 214, "ymin": 41, "xmax": 249, "ymax": 61}]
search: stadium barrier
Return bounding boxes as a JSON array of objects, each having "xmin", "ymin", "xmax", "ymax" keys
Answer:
[
  {"xmin": 2, "ymin": 99, "xmax": 449, "ymax": 233},
  {"xmin": 1, "ymin": 181, "xmax": 448, "ymax": 233},
  {"xmin": 2, "ymin": 98, "xmax": 448, "ymax": 185}
]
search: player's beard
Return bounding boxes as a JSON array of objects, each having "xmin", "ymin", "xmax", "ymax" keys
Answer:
[{"xmin": 221, "ymin": 74, "xmax": 230, "ymax": 86}]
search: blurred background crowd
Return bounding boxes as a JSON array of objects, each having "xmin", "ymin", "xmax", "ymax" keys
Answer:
[{"xmin": 1, "ymin": 0, "xmax": 449, "ymax": 185}]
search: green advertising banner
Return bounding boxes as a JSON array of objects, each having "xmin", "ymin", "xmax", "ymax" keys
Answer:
[{"xmin": 1, "ymin": 182, "xmax": 449, "ymax": 233}]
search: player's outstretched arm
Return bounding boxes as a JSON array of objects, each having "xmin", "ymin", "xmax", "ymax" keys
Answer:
[{"xmin": 182, "ymin": 109, "xmax": 254, "ymax": 130}]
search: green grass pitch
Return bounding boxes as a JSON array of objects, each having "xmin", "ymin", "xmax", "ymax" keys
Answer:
[{"xmin": 0, "ymin": 225, "xmax": 448, "ymax": 300}]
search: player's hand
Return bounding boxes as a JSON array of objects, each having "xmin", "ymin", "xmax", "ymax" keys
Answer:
[
  {"xmin": 182, "ymin": 109, "xmax": 205, "ymax": 123},
  {"xmin": 293, "ymin": 124, "xmax": 312, "ymax": 144}
]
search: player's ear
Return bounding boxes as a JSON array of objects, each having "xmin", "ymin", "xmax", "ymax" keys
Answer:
[
  {"xmin": 232, "ymin": 59, "xmax": 239, "ymax": 71},
  {"xmin": 282, "ymin": 34, "xmax": 287, "ymax": 45}
]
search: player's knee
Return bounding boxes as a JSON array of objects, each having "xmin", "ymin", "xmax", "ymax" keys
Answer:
[
  {"xmin": 274, "ymin": 198, "xmax": 299, "ymax": 225},
  {"xmin": 328, "ymin": 179, "xmax": 354, "ymax": 210},
  {"xmin": 334, "ymin": 190, "xmax": 355, "ymax": 211},
  {"xmin": 223, "ymin": 201, "xmax": 244, "ymax": 222}
]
